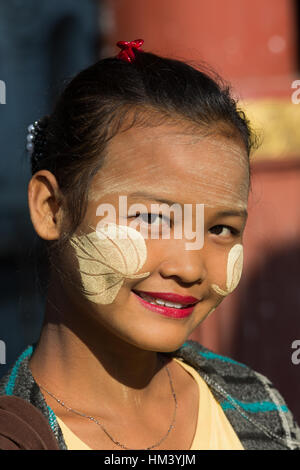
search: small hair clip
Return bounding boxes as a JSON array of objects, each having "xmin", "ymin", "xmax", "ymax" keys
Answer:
[
  {"xmin": 116, "ymin": 39, "xmax": 144, "ymax": 63},
  {"xmin": 26, "ymin": 116, "xmax": 49, "ymax": 174},
  {"xmin": 26, "ymin": 121, "xmax": 39, "ymax": 155}
]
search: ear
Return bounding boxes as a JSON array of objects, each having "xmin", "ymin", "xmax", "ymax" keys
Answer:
[{"xmin": 28, "ymin": 170, "xmax": 64, "ymax": 241}]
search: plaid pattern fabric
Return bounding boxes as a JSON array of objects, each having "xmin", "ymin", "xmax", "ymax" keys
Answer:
[{"xmin": 1, "ymin": 340, "xmax": 300, "ymax": 450}]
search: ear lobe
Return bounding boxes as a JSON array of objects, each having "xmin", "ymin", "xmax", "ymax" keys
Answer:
[{"xmin": 28, "ymin": 170, "xmax": 63, "ymax": 241}]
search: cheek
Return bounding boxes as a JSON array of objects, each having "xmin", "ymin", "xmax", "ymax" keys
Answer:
[
  {"xmin": 211, "ymin": 244, "xmax": 244, "ymax": 296},
  {"xmin": 69, "ymin": 222, "xmax": 150, "ymax": 305}
]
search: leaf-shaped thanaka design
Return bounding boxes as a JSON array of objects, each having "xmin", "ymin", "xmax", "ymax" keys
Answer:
[
  {"xmin": 69, "ymin": 222, "xmax": 150, "ymax": 304},
  {"xmin": 211, "ymin": 244, "xmax": 243, "ymax": 296}
]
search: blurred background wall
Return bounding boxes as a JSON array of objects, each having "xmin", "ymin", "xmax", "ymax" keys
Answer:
[
  {"xmin": 0, "ymin": 0, "xmax": 299, "ymax": 422},
  {"xmin": 0, "ymin": 0, "xmax": 100, "ymax": 368}
]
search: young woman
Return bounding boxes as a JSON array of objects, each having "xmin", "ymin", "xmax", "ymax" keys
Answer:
[{"xmin": 1, "ymin": 39, "xmax": 300, "ymax": 450}]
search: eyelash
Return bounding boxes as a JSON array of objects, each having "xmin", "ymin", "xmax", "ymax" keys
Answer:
[
  {"xmin": 128, "ymin": 214, "xmax": 240, "ymax": 237},
  {"xmin": 209, "ymin": 225, "xmax": 240, "ymax": 237},
  {"xmin": 128, "ymin": 213, "xmax": 171, "ymax": 225}
]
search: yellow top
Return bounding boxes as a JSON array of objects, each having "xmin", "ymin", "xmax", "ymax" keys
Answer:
[{"xmin": 55, "ymin": 357, "xmax": 244, "ymax": 450}]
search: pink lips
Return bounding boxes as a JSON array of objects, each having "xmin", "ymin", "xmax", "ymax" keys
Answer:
[
  {"xmin": 132, "ymin": 290, "xmax": 200, "ymax": 319},
  {"xmin": 134, "ymin": 291, "xmax": 200, "ymax": 305}
]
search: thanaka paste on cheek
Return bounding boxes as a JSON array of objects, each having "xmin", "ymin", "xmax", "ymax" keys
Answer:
[
  {"xmin": 211, "ymin": 244, "xmax": 244, "ymax": 297},
  {"xmin": 69, "ymin": 222, "xmax": 150, "ymax": 304}
]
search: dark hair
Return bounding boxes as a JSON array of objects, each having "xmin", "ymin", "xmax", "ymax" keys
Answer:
[{"xmin": 30, "ymin": 50, "xmax": 257, "ymax": 255}]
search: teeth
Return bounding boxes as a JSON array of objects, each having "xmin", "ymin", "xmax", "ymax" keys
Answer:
[
  {"xmin": 138, "ymin": 292, "xmax": 188, "ymax": 309},
  {"xmin": 164, "ymin": 301, "xmax": 185, "ymax": 308}
]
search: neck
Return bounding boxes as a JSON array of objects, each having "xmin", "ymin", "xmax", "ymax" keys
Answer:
[{"xmin": 28, "ymin": 276, "xmax": 170, "ymax": 416}]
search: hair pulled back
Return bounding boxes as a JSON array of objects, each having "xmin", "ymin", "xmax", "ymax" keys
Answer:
[{"xmin": 30, "ymin": 50, "xmax": 257, "ymax": 253}]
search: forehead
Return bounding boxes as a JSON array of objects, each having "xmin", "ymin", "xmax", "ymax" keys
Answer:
[{"xmin": 89, "ymin": 124, "xmax": 249, "ymax": 210}]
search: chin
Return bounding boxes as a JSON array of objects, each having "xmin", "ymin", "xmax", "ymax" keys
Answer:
[
  {"xmin": 120, "ymin": 322, "xmax": 190, "ymax": 354},
  {"xmin": 88, "ymin": 293, "xmax": 196, "ymax": 353}
]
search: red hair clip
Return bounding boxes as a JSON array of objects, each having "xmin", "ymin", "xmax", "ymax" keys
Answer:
[{"xmin": 116, "ymin": 39, "xmax": 144, "ymax": 63}]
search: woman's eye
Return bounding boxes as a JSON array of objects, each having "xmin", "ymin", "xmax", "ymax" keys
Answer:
[
  {"xmin": 209, "ymin": 225, "xmax": 239, "ymax": 237},
  {"xmin": 128, "ymin": 212, "xmax": 171, "ymax": 227}
]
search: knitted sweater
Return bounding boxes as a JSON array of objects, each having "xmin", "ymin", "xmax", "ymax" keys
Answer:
[{"xmin": 0, "ymin": 340, "xmax": 300, "ymax": 450}]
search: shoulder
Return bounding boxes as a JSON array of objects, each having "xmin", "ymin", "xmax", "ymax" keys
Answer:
[
  {"xmin": 0, "ymin": 395, "xmax": 60, "ymax": 450},
  {"xmin": 0, "ymin": 344, "xmax": 68, "ymax": 450},
  {"xmin": 167, "ymin": 339, "xmax": 254, "ymax": 383},
  {"xmin": 167, "ymin": 340, "xmax": 300, "ymax": 450},
  {"xmin": 0, "ymin": 344, "xmax": 34, "ymax": 397}
]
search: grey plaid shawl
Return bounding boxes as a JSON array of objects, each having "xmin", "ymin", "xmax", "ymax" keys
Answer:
[{"xmin": 1, "ymin": 340, "xmax": 300, "ymax": 450}]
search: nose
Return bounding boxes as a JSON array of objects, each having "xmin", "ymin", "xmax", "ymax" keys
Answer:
[{"xmin": 158, "ymin": 240, "xmax": 207, "ymax": 285}]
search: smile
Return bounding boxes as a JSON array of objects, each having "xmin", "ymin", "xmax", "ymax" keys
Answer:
[{"xmin": 132, "ymin": 290, "xmax": 199, "ymax": 319}]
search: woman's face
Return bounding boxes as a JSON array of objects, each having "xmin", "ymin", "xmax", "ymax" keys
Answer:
[{"xmin": 62, "ymin": 123, "xmax": 249, "ymax": 352}]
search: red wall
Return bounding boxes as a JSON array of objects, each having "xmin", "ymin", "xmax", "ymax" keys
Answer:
[{"xmin": 106, "ymin": 0, "xmax": 297, "ymax": 97}]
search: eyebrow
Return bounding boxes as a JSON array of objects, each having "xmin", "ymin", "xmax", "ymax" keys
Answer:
[
  {"xmin": 213, "ymin": 209, "xmax": 248, "ymax": 219},
  {"xmin": 128, "ymin": 191, "xmax": 248, "ymax": 219}
]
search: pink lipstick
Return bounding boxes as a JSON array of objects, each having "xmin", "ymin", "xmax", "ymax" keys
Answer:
[
  {"xmin": 132, "ymin": 290, "xmax": 200, "ymax": 319},
  {"xmin": 135, "ymin": 291, "xmax": 199, "ymax": 305}
]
